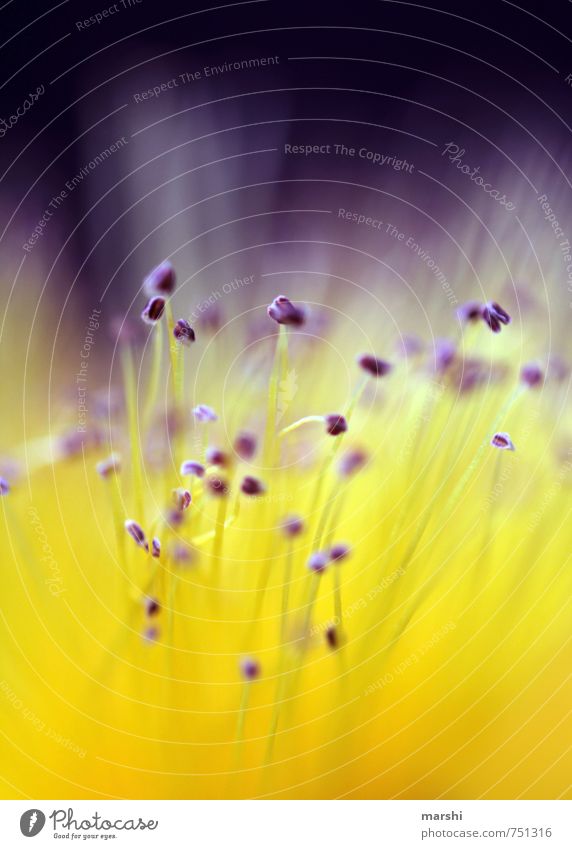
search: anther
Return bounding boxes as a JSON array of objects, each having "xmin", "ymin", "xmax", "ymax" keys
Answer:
[
  {"xmin": 141, "ymin": 296, "xmax": 166, "ymax": 325},
  {"xmin": 143, "ymin": 261, "xmax": 176, "ymax": 297},
  {"xmin": 357, "ymin": 354, "xmax": 392, "ymax": 377},
  {"xmin": 173, "ymin": 318, "xmax": 195, "ymax": 346},
  {"xmin": 324, "ymin": 414, "xmax": 348, "ymax": 436},
  {"xmin": 267, "ymin": 295, "xmax": 305, "ymax": 326}
]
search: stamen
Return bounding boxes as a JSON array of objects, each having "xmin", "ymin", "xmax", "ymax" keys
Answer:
[
  {"xmin": 267, "ymin": 295, "xmax": 305, "ymax": 327},
  {"xmin": 307, "ymin": 551, "xmax": 329, "ymax": 573},
  {"xmin": 143, "ymin": 625, "xmax": 159, "ymax": 643},
  {"xmin": 240, "ymin": 476, "xmax": 266, "ymax": 496},
  {"xmin": 151, "ymin": 537, "xmax": 161, "ymax": 558},
  {"xmin": 325, "ymin": 624, "xmax": 339, "ymax": 650},
  {"xmin": 520, "ymin": 362, "xmax": 543, "ymax": 388},
  {"xmin": 434, "ymin": 338, "xmax": 456, "ymax": 373},
  {"xmin": 456, "ymin": 300, "xmax": 482, "ymax": 323},
  {"xmin": 193, "ymin": 404, "xmax": 218, "ymax": 423},
  {"xmin": 280, "ymin": 514, "xmax": 304, "ymax": 537},
  {"xmin": 143, "ymin": 260, "xmax": 176, "ymax": 297},
  {"xmin": 173, "ymin": 318, "xmax": 195, "ymax": 346},
  {"xmin": 357, "ymin": 354, "xmax": 393, "ymax": 377},
  {"xmin": 482, "ymin": 301, "xmax": 511, "ymax": 333},
  {"xmin": 234, "ymin": 431, "xmax": 257, "ymax": 460},
  {"xmin": 240, "ymin": 657, "xmax": 261, "ymax": 680},
  {"xmin": 0, "ymin": 477, "xmax": 10, "ymax": 495},
  {"xmin": 207, "ymin": 476, "xmax": 229, "ymax": 497},
  {"xmin": 205, "ymin": 447, "xmax": 229, "ymax": 467},
  {"xmin": 95, "ymin": 454, "xmax": 120, "ymax": 479},
  {"xmin": 124, "ymin": 519, "xmax": 148, "ymax": 551},
  {"xmin": 172, "ymin": 488, "xmax": 191, "ymax": 511},
  {"xmin": 324, "ymin": 414, "xmax": 348, "ymax": 436},
  {"xmin": 338, "ymin": 448, "xmax": 368, "ymax": 477},
  {"xmin": 330, "ymin": 543, "xmax": 351, "ymax": 562},
  {"xmin": 180, "ymin": 460, "xmax": 206, "ymax": 478},
  {"xmin": 491, "ymin": 431, "xmax": 516, "ymax": 451},
  {"xmin": 144, "ymin": 597, "xmax": 160, "ymax": 617},
  {"xmin": 141, "ymin": 296, "xmax": 166, "ymax": 325}
]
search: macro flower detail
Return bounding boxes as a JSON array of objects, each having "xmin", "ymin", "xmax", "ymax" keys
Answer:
[
  {"xmin": 267, "ymin": 295, "xmax": 305, "ymax": 326},
  {"xmin": 482, "ymin": 301, "xmax": 511, "ymax": 333},
  {"xmin": 173, "ymin": 318, "xmax": 195, "ymax": 346},
  {"xmin": 143, "ymin": 260, "xmax": 176, "ymax": 297},
  {"xmin": 491, "ymin": 431, "xmax": 516, "ymax": 451},
  {"xmin": 141, "ymin": 296, "xmax": 166, "ymax": 325}
]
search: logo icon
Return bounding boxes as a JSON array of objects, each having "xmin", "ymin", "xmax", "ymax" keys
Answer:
[{"xmin": 20, "ymin": 810, "xmax": 45, "ymax": 837}]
